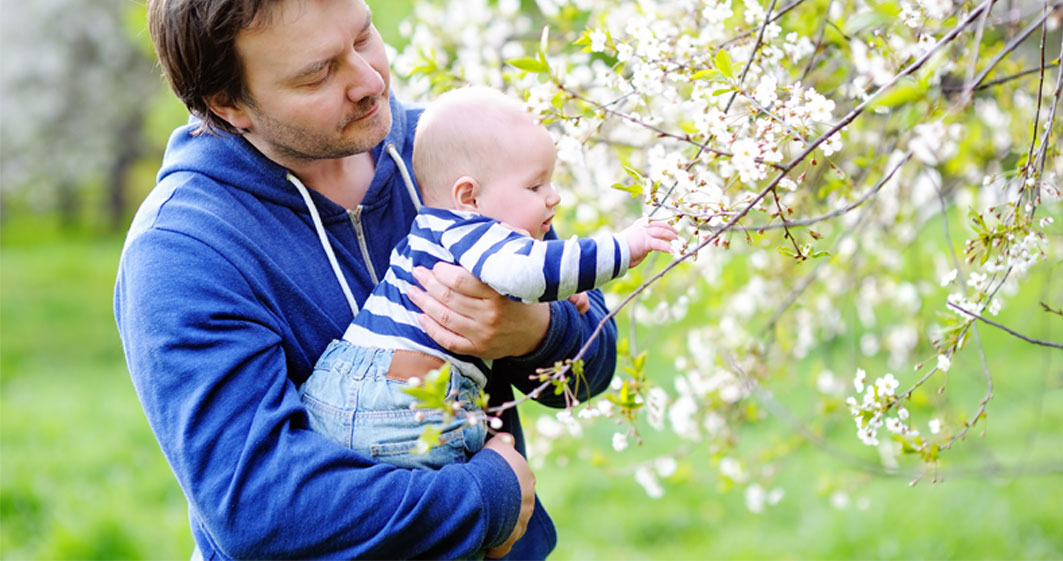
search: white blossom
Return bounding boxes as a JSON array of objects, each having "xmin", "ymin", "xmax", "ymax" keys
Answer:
[
  {"xmin": 589, "ymin": 28, "xmax": 608, "ymax": 52},
  {"xmin": 634, "ymin": 465, "xmax": 664, "ymax": 499},
  {"xmin": 654, "ymin": 456, "xmax": 678, "ymax": 478},
  {"xmin": 900, "ymin": 2, "xmax": 923, "ymax": 27},
  {"xmin": 821, "ymin": 133, "xmax": 843, "ymax": 156},
  {"xmin": 753, "ymin": 74, "xmax": 778, "ymax": 108},
  {"xmin": 745, "ymin": 483, "xmax": 766, "ymax": 513},
  {"xmin": 853, "ymin": 368, "xmax": 867, "ymax": 393},
  {"xmin": 719, "ymin": 457, "xmax": 747, "ymax": 482},
  {"xmin": 702, "ymin": 0, "xmax": 734, "ymax": 23},
  {"xmin": 875, "ymin": 373, "xmax": 900, "ymax": 396}
]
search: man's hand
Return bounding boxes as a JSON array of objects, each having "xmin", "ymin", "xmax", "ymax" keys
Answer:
[
  {"xmin": 621, "ymin": 219, "xmax": 678, "ymax": 267},
  {"xmin": 482, "ymin": 433, "xmax": 535, "ymax": 559},
  {"xmin": 408, "ymin": 263, "xmax": 550, "ymax": 359}
]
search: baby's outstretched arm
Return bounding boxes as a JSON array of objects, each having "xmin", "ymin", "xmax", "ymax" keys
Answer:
[{"xmin": 622, "ymin": 219, "xmax": 679, "ymax": 267}]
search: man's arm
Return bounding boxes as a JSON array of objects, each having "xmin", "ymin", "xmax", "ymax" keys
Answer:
[{"xmin": 115, "ymin": 230, "xmax": 522, "ymax": 558}]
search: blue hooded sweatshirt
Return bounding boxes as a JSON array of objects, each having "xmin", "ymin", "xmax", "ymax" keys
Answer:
[{"xmin": 114, "ymin": 94, "xmax": 618, "ymax": 559}]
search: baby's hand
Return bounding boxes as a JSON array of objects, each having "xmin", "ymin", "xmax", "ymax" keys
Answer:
[
  {"xmin": 567, "ymin": 292, "xmax": 590, "ymax": 314},
  {"xmin": 622, "ymin": 219, "xmax": 678, "ymax": 267}
]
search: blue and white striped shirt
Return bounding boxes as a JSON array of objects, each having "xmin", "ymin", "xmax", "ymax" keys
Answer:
[{"xmin": 341, "ymin": 207, "xmax": 631, "ymax": 389}]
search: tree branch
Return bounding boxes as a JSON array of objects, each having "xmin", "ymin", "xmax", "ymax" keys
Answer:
[{"xmin": 947, "ymin": 302, "xmax": 1063, "ymax": 349}]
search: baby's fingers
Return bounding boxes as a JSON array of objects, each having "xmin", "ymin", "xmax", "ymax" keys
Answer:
[
  {"xmin": 648, "ymin": 237, "xmax": 675, "ymax": 254},
  {"xmin": 647, "ymin": 221, "xmax": 679, "ymax": 240}
]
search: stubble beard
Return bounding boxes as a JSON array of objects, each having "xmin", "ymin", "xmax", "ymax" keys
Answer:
[{"xmin": 257, "ymin": 93, "xmax": 392, "ymax": 163}]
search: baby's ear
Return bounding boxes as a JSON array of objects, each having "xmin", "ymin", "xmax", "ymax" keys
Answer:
[{"xmin": 451, "ymin": 175, "xmax": 479, "ymax": 211}]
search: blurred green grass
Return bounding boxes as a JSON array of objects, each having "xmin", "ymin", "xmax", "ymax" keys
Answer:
[{"xmin": 1, "ymin": 224, "xmax": 192, "ymax": 559}]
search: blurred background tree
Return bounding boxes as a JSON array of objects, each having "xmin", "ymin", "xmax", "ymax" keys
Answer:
[{"xmin": 1, "ymin": 0, "xmax": 160, "ymax": 232}]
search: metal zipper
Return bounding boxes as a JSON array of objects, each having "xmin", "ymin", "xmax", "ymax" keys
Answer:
[{"xmin": 348, "ymin": 205, "xmax": 379, "ymax": 285}]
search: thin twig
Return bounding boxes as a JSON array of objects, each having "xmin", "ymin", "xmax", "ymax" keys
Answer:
[
  {"xmin": 968, "ymin": 3, "xmax": 1062, "ymax": 91},
  {"xmin": 961, "ymin": 0, "xmax": 999, "ymax": 103},
  {"xmin": 799, "ymin": 0, "xmax": 833, "ymax": 82},
  {"xmin": 941, "ymin": 58, "xmax": 1061, "ymax": 92},
  {"xmin": 1034, "ymin": 21, "xmax": 1063, "ymax": 188},
  {"xmin": 724, "ymin": 0, "xmax": 781, "ymax": 114},
  {"xmin": 947, "ymin": 302, "xmax": 1063, "ymax": 349},
  {"xmin": 719, "ymin": 0, "xmax": 811, "ymax": 48},
  {"xmin": 941, "ymin": 319, "xmax": 994, "ymax": 451}
]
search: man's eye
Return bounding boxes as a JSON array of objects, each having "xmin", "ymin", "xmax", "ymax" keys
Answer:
[{"xmin": 304, "ymin": 72, "xmax": 329, "ymax": 87}]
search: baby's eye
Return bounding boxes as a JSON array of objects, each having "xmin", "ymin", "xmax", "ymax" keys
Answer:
[{"xmin": 529, "ymin": 185, "xmax": 541, "ymax": 192}]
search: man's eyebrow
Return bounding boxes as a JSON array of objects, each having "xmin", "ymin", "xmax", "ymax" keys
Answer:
[
  {"xmin": 286, "ymin": 10, "xmax": 373, "ymax": 83},
  {"xmin": 288, "ymin": 60, "xmax": 330, "ymax": 83}
]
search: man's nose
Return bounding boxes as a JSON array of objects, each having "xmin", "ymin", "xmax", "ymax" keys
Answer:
[{"xmin": 341, "ymin": 50, "xmax": 385, "ymax": 102}]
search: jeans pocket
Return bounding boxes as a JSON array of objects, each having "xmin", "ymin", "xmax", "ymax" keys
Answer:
[
  {"xmin": 300, "ymin": 389, "xmax": 356, "ymax": 448},
  {"xmin": 366, "ymin": 417, "xmax": 469, "ymax": 470}
]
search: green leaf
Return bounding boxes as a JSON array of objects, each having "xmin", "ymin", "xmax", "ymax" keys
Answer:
[
  {"xmin": 715, "ymin": 50, "xmax": 734, "ymax": 79},
  {"xmin": 691, "ymin": 69, "xmax": 721, "ymax": 81},
  {"xmin": 507, "ymin": 56, "xmax": 549, "ymax": 73},
  {"xmin": 870, "ymin": 77, "xmax": 924, "ymax": 109},
  {"xmin": 842, "ymin": 11, "xmax": 891, "ymax": 35},
  {"xmin": 633, "ymin": 351, "xmax": 648, "ymax": 372},
  {"xmin": 416, "ymin": 425, "xmax": 443, "ymax": 453},
  {"xmin": 622, "ymin": 165, "xmax": 644, "ymax": 181},
  {"xmin": 612, "ymin": 182, "xmax": 644, "ymax": 198}
]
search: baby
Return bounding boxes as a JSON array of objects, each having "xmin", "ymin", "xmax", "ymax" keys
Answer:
[{"xmin": 299, "ymin": 86, "xmax": 676, "ymax": 470}]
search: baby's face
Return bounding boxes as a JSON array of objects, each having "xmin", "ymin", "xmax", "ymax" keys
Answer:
[{"xmin": 474, "ymin": 121, "xmax": 560, "ymax": 239}]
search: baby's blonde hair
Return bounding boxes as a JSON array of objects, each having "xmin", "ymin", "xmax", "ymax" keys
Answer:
[{"xmin": 412, "ymin": 86, "xmax": 539, "ymax": 206}]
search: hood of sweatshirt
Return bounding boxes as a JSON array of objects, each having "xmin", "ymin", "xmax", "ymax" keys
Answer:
[{"xmin": 155, "ymin": 93, "xmax": 419, "ymax": 223}]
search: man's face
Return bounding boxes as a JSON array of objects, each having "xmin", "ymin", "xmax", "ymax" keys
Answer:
[{"xmin": 229, "ymin": 0, "xmax": 392, "ymax": 162}]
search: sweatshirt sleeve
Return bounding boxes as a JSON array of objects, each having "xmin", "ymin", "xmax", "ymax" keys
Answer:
[
  {"xmin": 442, "ymin": 220, "xmax": 631, "ymax": 303},
  {"xmin": 114, "ymin": 229, "xmax": 519, "ymax": 559}
]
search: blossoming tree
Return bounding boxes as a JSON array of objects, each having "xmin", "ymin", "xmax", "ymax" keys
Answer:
[{"xmin": 393, "ymin": 0, "xmax": 1062, "ymax": 506}]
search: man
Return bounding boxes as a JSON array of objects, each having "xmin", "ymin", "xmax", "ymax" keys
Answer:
[{"xmin": 114, "ymin": 0, "xmax": 618, "ymax": 558}]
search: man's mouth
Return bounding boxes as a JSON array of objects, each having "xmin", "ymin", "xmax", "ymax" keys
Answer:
[{"xmin": 346, "ymin": 96, "xmax": 381, "ymax": 125}]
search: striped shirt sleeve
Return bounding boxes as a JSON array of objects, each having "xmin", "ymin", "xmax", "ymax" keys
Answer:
[{"xmin": 438, "ymin": 219, "xmax": 631, "ymax": 303}]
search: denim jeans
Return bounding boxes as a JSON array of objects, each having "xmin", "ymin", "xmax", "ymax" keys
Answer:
[{"xmin": 300, "ymin": 339, "xmax": 487, "ymax": 469}]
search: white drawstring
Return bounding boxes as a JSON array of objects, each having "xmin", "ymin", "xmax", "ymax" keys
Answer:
[
  {"xmin": 287, "ymin": 172, "xmax": 360, "ymax": 317},
  {"xmin": 287, "ymin": 145, "xmax": 419, "ymax": 320},
  {"xmin": 387, "ymin": 144, "xmax": 421, "ymax": 211}
]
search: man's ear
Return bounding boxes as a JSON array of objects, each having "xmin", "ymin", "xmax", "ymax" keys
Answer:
[
  {"xmin": 451, "ymin": 176, "xmax": 480, "ymax": 211},
  {"xmin": 204, "ymin": 93, "xmax": 253, "ymax": 131}
]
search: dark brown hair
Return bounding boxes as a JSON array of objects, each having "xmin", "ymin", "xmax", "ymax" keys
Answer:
[{"xmin": 147, "ymin": 0, "xmax": 277, "ymax": 135}]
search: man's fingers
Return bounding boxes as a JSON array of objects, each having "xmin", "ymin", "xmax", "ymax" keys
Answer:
[
  {"xmin": 412, "ymin": 266, "xmax": 461, "ymax": 306},
  {"xmin": 416, "ymin": 313, "xmax": 477, "ymax": 355},
  {"xmin": 429, "ymin": 262, "xmax": 496, "ymax": 299}
]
